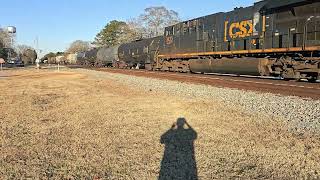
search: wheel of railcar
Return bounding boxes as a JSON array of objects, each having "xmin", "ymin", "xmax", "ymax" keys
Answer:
[
  {"xmin": 94, "ymin": 61, "xmax": 103, "ymax": 68},
  {"xmin": 281, "ymin": 68, "xmax": 295, "ymax": 81},
  {"xmin": 84, "ymin": 61, "xmax": 90, "ymax": 67},
  {"xmin": 295, "ymin": 78, "xmax": 301, "ymax": 82},
  {"xmin": 307, "ymin": 77, "xmax": 317, "ymax": 83},
  {"xmin": 282, "ymin": 75, "xmax": 295, "ymax": 81}
]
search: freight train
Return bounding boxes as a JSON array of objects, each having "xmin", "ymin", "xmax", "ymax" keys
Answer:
[{"xmin": 92, "ymin": 0, "xmax": 320, "ymax": 82}]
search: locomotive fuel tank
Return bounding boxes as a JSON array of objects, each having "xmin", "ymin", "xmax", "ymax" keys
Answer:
[{"xmin": 189, "ymin": 57, "xmax": 269, "ymax": 76}]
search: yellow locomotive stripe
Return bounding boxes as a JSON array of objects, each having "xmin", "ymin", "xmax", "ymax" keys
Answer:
[
  {"xmin": 262, "ymin": 15, "xmax": 266, "ymax": 33},
  {"xmin": 224, "ymin": 21, "xmax": 228, "ymax": 42},
  {"xmin": 158, "ymin": 46, "xmax": 320, "ymax": 59}
]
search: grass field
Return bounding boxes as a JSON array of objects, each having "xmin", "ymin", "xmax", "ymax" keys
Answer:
[{"xmin": 1, "ymin": 69, "xmax": 320, "ymax": 179}]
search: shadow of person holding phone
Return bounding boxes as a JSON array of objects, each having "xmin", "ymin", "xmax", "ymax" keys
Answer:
[{"xmin": 159, "ymin": 118, "xmax": 198, "ymax": 180}]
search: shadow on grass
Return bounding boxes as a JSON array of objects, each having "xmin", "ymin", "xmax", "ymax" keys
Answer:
[{"xmin": 159, "ymin": 118, "xmax": 198, "ymax": 180}]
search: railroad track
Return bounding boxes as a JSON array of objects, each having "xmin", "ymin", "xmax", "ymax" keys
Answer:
[{"xmin": 88, "ymin": 67, "xmax": 320, "ymax": 100}]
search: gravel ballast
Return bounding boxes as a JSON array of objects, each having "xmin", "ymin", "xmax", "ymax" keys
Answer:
[{"xmin": 75, "ymin": 69, "xmax": 320, "ymax": 134}]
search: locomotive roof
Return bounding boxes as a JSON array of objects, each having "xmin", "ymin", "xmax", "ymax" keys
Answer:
[
  {"xmin": 171, "ymin": 1, "xmax": 256, "ymax": 27},
  {"xmin": 168, "ymin": 0, "xmax": 316, "ymax": 28},
  {"xmin": 260, "ymin": 0, "xmax": 317, "ymax": 13}
]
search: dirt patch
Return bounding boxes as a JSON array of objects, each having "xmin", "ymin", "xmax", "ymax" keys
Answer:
[
  {"xmin": 31, "ymin": 93, "xmax": 64, "ymax": 111},
  {"xmin": 6, "ymin": 71, "xmax": 85, "ymax": 79},
  {"xmin": 1, "ymin": 69, "xmax": 320, "ymax": 179}
]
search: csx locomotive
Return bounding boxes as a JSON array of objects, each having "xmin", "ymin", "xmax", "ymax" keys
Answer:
[{"xmin": 96, "ymin": 0, "xmax": 320, "ymax": 82}]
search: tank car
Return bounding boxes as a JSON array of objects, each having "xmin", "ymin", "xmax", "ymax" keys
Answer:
[
  {"xmin": 76, "ymin": 48, "xmax": 99, "ymax": 66},
  {"xmin": 65, "ymin": 53, "xmax": 78, "ymax": 64},
  {"xmin": 96, "ymin": 45, "xmax": 120, "ymax": 67},
  {"xmin": 76, "ymin": 52, "xmax": 86, "ymax": 65},
  {"xmin": 154, "ymin": 0, "xmax": 320, "ymax": 81},
  {"xmin": 55, "ymin": 56, "xmax": 65, "ymax": 64},
  {"xmin": 118, "ymin": 36, "xmax": 163, "ymax": 70}
]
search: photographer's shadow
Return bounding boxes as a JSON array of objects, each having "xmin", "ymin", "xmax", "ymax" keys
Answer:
[{"xmin": 159, "ymin": 118, "xmax": 198, "ymax": 180}]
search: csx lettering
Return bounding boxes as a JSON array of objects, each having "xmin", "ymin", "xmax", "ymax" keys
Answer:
[{"xmin": 228, "ymin": 20, "xmax": 253, "ymax": 39}]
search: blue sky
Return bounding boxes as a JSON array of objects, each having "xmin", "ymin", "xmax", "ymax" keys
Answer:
[{"xmin": 0, "ymin": 0, "xmax": 255, "ymax": 57}]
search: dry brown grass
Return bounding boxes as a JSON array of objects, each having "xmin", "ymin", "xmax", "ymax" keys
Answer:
[{"xmin": 1, "ymin": 69, "xmax": 320, "ymax": 179}]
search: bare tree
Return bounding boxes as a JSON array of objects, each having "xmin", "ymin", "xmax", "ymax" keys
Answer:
[
  {"xmin": 66, "ymin": 40, "xmax": 90, "ymax": 54},
  {"xmin": 0, "ymin": 30, "xmax": 10, "ymax": 48},
  {"xmin": 93, "ymin": 6, "xmax": 180, "ymax": 45},
  {"xmin": 17, "ymin": 46, "xmax": 37, "ymax": 65},
  {"xmin": 15, "ymin": 44, "xmax": 34, "ymax": 54},
  {"xmin": 116, "ymin": 20, "xmax": 144, "ymax": 43},
  {"xmin": 139, "ymin": 6, "xmax": 180, "ymax": 37},
  {"xmin": 126, "ymin": 18, "xmax": 148, "ymax": 38}
]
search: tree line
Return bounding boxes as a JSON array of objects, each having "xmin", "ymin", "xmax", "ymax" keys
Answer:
[
  {"xmin": 2, "ymin": 6, "xmax": 181, "ymax": 63},
  {"xmin": 93, "ymin": 6, "xmax": 180, "ymax": 47},
  {"xmin": 61, "ymin": 6, "xmax": 180, "ymax": 56}
]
